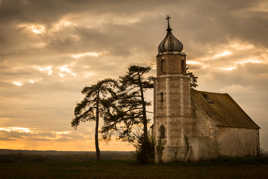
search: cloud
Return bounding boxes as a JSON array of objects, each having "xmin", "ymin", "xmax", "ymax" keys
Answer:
[{"xmin": 0, "ymin": 127, "xmax": 86, "ymax": 141}]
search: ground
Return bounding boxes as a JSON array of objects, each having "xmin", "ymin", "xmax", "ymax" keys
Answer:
[{"xmin": 0, "ymin": 150, "xmax": 268, "ymax": 179}]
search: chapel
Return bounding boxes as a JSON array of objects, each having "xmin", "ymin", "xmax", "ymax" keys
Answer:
[{"xmin": 153, "ymin": 17, "xmax": 260, "ymax": 162}]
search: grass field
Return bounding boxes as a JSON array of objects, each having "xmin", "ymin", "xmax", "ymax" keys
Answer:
[{"xmin": 1, "ymin": 150, "xmax": 268, "ymax": 179}]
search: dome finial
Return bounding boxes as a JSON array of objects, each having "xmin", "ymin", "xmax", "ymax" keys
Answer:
[
  {"xmin": 166, "ymin": 15, "xmax": 172, "ymax": 32},
  {"xmin": 158, "ymin": 16, "xmax": 183, "ymax": 54}
]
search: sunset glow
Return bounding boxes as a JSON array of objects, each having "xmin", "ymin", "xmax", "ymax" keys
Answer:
[
  {"xmin": 35, "ymin": 66, "xmax": 53, "ymax": 75},
  {"xmin": 18, "ymin": 24, "xmax": 46, "ymax": 34},
  {"xmin": 0, "ymin": 127, "xmax": 31, "ymax": 133},
  {"xmin": 52, "ymin": 20, "xmax": 75, "ymax": 32},
  {"xmin": 220, "ymin": 66, "xmax": 237, "ymax": 71},
  {"xmin": 187, "ymin": 60, "xmax": 202, "ymax": 65},
  {"xmin": 12, "ymin": 81, "xmax": 23, "ymax": 87},
  {"xmin": 71, "ymin": 52, "xmax": 100, "ymax": 59},
  {"xmin": 56, "ymin": 131, "xmax": 71, "ymax": 135},
  {"xmin": 31, "ymin": 25, "xmax": 46, "ymax": 34},
  {"xmin": 213, "ymin": 50, "xmax": 233, "ymax": 59},
  {"xmin": 58, "ymin": 65, "xmax": 76, "ymax": 77},
  {"xmin": 58, "ymin": 73, "xmax": 65, "ymax": 78},
  {"xmin": 235, "ymin": 59, "xmax": 262, "ymax": 64},
  {"xmin": 28, "ymin": 80, "xmax": 36, "ymax": 84},
  {"xmin": 229, "ymin": 42, "xmax": 254, "ymax": 50}
]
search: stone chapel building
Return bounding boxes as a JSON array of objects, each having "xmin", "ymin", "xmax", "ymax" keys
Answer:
[{"xmin": 153, "ymin": 17, "xmax": 260, "ymax": 162}]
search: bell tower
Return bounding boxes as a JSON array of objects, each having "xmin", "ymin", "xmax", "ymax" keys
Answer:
[{"xmin": 154, "ymin": 16, "xmax": 193, "ymax": 163}]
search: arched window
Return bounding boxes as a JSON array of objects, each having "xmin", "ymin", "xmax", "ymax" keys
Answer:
[
  {"xmin": 160, "ymin": 59, "xmax": 165, "ymax": 73},
  {"xmin": 159, "ymin": 125, "xmax": 165, "ymax": 138},
  {"xmin": 181, "ymin": 60, "xmax": 185, "ymax": 73}
]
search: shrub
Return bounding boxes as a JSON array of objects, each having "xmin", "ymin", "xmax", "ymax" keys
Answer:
[{"xmin": 135, "ymin": 135, "xmax": 155, "ymax": 164}]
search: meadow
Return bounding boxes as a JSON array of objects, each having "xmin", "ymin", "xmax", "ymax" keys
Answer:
[{"xmin": 0, "ymin": 149, "xmax": 268, "ymax": 179}]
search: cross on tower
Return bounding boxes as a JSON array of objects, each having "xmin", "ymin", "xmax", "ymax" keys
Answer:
[
  {"xmin": 166, "ymin": 15, "xmax": 171, "ymax": 22},
  {"xmin": 166, "ymin": 15, "xmax": 172, "ymax": 32}
]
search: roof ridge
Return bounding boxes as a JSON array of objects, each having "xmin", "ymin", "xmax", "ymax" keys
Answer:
[{"xmin": 192, "ymin": 89, "xmax": 228, "ymax": 95}]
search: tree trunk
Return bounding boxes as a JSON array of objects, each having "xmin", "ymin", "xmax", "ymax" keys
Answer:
[
  {"xmin": 138, "ymin": 73, "xmax": 150, "ymax": 163},
  {"xmin": 95, "ymin": 91, "xmax": 100, "ymax": 160},
  {"xmin": 138, "ymin": 74, "xmax": 148, "ymax": 141}
]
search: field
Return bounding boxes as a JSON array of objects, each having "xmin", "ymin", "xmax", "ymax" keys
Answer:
[{"xmin": 1, "ymin": 150, "xmax": 268, "ymax": 179}]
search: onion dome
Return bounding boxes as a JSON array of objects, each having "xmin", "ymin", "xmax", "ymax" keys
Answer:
[{"xmin": 158, "ymin": 16, "xmax": 183, "ymax": 55}]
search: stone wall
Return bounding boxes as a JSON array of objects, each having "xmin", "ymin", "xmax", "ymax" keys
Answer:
[
  {"xmin": 190, "ymin": 103, "xmax": 259, "ymax": 160},
  {"xmin": 216, "ymin": 127, "xmax": 259, "ymax": 157},
  {"xmin": 189, "ymin": 103, "xmax": 219, "ymax": 161}
]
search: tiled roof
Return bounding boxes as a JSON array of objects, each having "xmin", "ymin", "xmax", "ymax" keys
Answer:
[{"xmin": 191, "ymin": 89, "xmax": 260, "ymax": 129}]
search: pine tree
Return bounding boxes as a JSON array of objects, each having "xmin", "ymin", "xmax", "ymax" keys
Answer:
[
  {"xmin": 102, "ymin": 65, "xmax": 154, "ymax": 163},
  {"xmin": 71, "ymin": 79, "xmax": 118, "ymax": 160}
]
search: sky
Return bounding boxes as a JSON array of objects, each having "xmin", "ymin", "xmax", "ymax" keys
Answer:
[{"xmin": 0, "ymin": 0, "xmax": 268, "ymax": 151}]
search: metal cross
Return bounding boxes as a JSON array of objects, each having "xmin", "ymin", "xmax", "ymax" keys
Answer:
[
  {"xmin": 166, "ymin": 15, "xmax": 171, "ymax": 22},
  {"xmin": 166, "ymin": 15, "xmax": 171, "ymax": 31}
]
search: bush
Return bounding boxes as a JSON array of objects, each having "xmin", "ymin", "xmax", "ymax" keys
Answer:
[{"xmin": 135, "ymin": 135, "xmax": 155, "ymax": 164}]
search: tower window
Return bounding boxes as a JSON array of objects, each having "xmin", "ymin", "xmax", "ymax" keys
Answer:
[
  {"xmin": 160, "ymin": 59, "xmax": 165, "ymax": 73},
  {"xmin": 159, "ymin": 125, "xmax": 165, "ymax": 138},
  {"xmin": 160, "ymin": 92, "xmax": 164, "ymax": 103}
]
